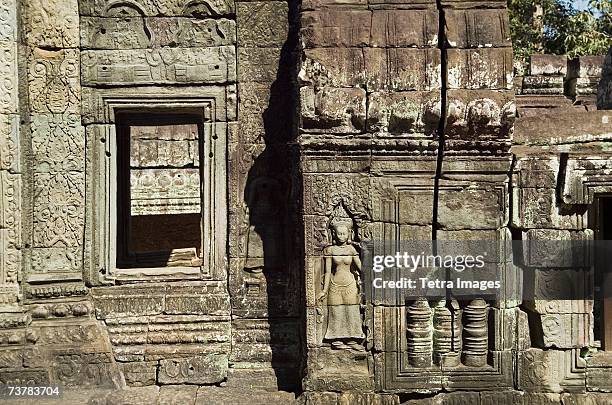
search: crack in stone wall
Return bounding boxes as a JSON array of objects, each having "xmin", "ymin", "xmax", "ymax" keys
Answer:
[{"xmin": 432, "ymin": 0, "xmax": 447, "ymax": 241}]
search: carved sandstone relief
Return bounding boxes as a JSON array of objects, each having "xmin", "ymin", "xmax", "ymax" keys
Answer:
[
  {"xmin": 404, "ymin": 298, "xmax": 488, "ymax": 369},
  {"xmin": 80, "ymin": 17, "xmax": 236, "ymax": 49},
  {"xmin": 237, "ymin": 2, "xmax": 289, "ymax": 48},
  {"xmin": 300, "ymin": 48, "xmax": 441, "ymax": 92},
  {"xmin": 33, "ymin": 172, "xmax": 84, "ymax": 249},
  {"xmin": 0, "ymin": 0, "xmax": 17, "ymax": 42},
  {"xmin": 0, "ymin": 115, "xmax": 19, "ymax": 172},
  {"xmin": 301, "ymin": 9, "xmax": 438, "ymax": 49},
  {"xmin": 81, "ymin": 47, "xmax": 236, "ymax": 85},
  {"xmin": 0, "ymin": 170, "xmax": 20, "ymax": 304},
  {"xmin": 31, "ymin": 113, "xmax": 84, "ymax": 173},
  {"xmin": 79, "ymin": 0, "xmax": 235, "ymax": 18},
  {"xmin": 22, "ymin": 0, "xmax": 79, "ymax": 48},
  {"xmin": 317, "ymin": 204, "xmax": 365, "ymax": 351},
  {"xmin": 28, "ymin": 48, "xmax": 80, "ymax": 115},
  {"xmin": 0, "ymin": 41, "xmax": 18, "ymax": 114}
]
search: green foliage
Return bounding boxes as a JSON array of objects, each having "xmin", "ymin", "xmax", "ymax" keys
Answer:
[{"xmin": 508, "ymin": 0, "xmax": 612, "ymax": 61}]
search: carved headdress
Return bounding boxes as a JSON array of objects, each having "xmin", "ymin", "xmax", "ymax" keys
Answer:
[{"xmin": 329, "ymin": 203, "xmax": 353, "ymax": 232}]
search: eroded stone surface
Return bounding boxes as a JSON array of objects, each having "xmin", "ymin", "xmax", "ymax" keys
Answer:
[{"xmin": 1, "ymin": 0, "xmax": 612, "ymax": 402}]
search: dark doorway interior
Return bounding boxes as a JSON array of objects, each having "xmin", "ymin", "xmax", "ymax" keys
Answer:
[
  {"xmin": 116, "ymin": 112, "xmax": 204, "ymax": 269},
  {"xmin": 592, "ymin": 197, "xmax": 612, "ymax": 349}
]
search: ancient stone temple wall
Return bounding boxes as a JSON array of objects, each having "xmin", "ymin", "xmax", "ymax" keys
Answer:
[
  {"xmin": 299, "ymin": 0, "xmax": 517, "ymax": 398},
  {"xmin": 0, "ymin": 0, "xmax": 303, "ymax": 398},
  {"xmin": 511, "ymin": 53, "xmax": 612, "ymax": 398},
  {"xmin": 298, "ymin": 0, "xmax": 612, "ymax": 403},
  {"xmin": 0, "ymin": 0, "xmax": 611, "ymax": 403}
]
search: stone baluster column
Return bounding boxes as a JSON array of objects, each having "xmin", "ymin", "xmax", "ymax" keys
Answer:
[
  {"xmin": 462, "ymin": 298, "xmax": 489, "ymax": 367},
  {"xmin": 407, "ymin": 297, "xmax": 433, "ymax": 368},
  {"xmin": 433, "ymin": 299, "xmax": 462, "ymax": 366}
]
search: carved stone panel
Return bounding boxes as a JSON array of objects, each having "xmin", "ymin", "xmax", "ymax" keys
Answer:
[
  {"xmin": 445, "ymin": 9, "xmax": 511, "ymax": 48},
  {"xmin": 364, "ymin": 48, "xmax": 442, "ymax": 91},
  {"xmin": 81, "ymin": 47, "xmax": 237, "ymax": 85},
  {"xmin": 0, "ymin": 0, "xmax": 17, "ymax": 42},
  {"xmin": 121, "ymin": 361, "xmax": 157, "ymax": 386},
  {"xmin": 0, "ymin": 170, "xmax": 21, "ymax": 250},
  {"xmin": 129, "ymin": 123, "xmax": 201, "ymax": 216},
  {"xmin": 370, "ymin": 10, "xmax": 439, "ymax": 48},
  {"xmin": 0, "ymin": 115, "xmax": 19, "ymax": 172},
  {"xmin": 518, "ymin": 348, "xmax": 586, "ymax": 393},
  {"xmin": 301, "ymin": 87, "xmax": 367, "ymax": 133},
  {"xmin": 148, "ymin": 18, "xmax": 236, "ymax": 48},
  {"xmin": 51, "ymin": 352, "xmax": 120, "ymax": 387},
  {"xmin": 237, "ymin": 2, "xmax": 289, "ymax": 48},
  {"xmin": 28, "ymin": 48, "xmax": 80, "ymax": 115},
  {"xmin": 31, "ymin": 113, "xmax": 84, "ymax": 173},
  {"xmin": 367, "ymin": 91, "xmax": 441, "ymax": 136},
  {"xmin": 0, "ymin": 231, "xmax": 20, "ymax": 296},
  {"xmin": 445, "ymin": 89, "xmax": 515, "ymax": 140},
  {"xmin": 447, "ymin": 48, "xmax": 513, "ymax": 90},
  {"xmin": 237, "ymin": 83, "xmax": 270, "ymax": 144},
  {"xmin": 80, "ymin": 85, "xmax": 227, "ymax": 124},
  {"xmin": 78, "ymin": 0, "xmax": 235, "ymax": 17},
  {"xmin": 22, "ymin": 0, "xmax": 79, "ymax": 48},
  {"xmin": 301, "ymin": 10, "xmax": 371, "ymax": 48},
  {"xmin": 302, "ymin": 0, "xmax": 367, "ymax": 10},
  {"xmin": 302, "ymin": 174, "xmax": 371, "ymax": 220},
  {"xmin": 31, "ymin": 247, "xmax": 82, "ymax": 274},
  {"xmin": 238, "ymin": 47, "xmax": 288, "ymax": 83},
  {"xmin": 0, "ymin": 369, "xmax": 50, "ymax": 385},
  {"xmin": 80, "ymin": 17, "xmax": 236, "ymax": 49},
  {"xmin": 301, "ymin": 48, "xmax": 366, "ymax": 88},
  {"xmin": 80, "ymin": 16, "xmax": 149, "ymax": 49},
  {"xmin": 438, "ymin": 186, "xmax": 507, "ymax": 230},
  {"xmin": 32, "ymin": 172, "xmax": 85, "ymax": 248},
  {"xmin": 512, "ymin": 187, "xmax": 585, "ymax": 230},
  {"xmin": 158, "ymin": 354, "xmax": 228, "ymax": 384}
]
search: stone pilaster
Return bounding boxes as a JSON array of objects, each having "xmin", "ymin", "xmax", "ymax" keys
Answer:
[
  {"xmin": 21, "ymin": 0, "xmax": 87, "ymax": 299},
  {"xmin": 0, "ymin": 0, "xmax": 21, "ymax": 309}
]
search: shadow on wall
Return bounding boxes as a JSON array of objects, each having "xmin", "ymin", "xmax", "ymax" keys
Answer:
[
  {"xmin": 241, "ymin": 0, "xmax": 304, "ymax": 393},
  {"xmin": 597, "ymin": 46, "xmax": 612, "ymax": 109}
]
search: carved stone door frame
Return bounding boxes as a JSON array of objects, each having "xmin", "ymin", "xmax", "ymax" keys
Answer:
[{"xmin": 83, "ymin": 87, "xmax": 228, "ymax": 285}]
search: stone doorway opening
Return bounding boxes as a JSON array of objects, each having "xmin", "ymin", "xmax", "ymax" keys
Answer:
[
  {"xmin": 591, "ymin": 196, "xmax": 612, "ymax": 350},
  {"xmin": 115, "ymin": 112, "xmax": 205, "ymax": 270}
]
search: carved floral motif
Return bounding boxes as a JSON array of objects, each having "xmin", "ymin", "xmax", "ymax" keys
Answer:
[
  {"xmin": 0, "ymin": 0, "xmax": 16, "ymax": 42},
  {"xmin": 22, "ymin": 0, "xmax": 79, "ymax": 48},
  {"xmin": 0, "ymin": 115, "xmax": 18, "ymax": 172},
  {"xmin": 28, "ymin": 48, "xmax": 80, "ymax": 114},
  {"xmin": 0, "ymin": 42, "xmax": 17, "ymax": 114},
  {"xmin": 32, "ymin": 113, "xmax": 84, "ymax": 173},
  {"xmin": 33, "ymin": 172, "xmax": 84, "ymax": 248}
]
